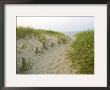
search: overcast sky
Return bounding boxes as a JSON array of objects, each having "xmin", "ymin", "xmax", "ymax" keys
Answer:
[{"xmin": 17, "ymin": 17, "xmax": 94, "ymax": 32}]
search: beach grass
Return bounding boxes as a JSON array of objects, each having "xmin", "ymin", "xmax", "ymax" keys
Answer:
[{"xmin": 66, "ymin": 30, "xmax": 94, "ymax": 74}]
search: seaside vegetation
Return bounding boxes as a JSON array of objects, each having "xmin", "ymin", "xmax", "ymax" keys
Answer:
[
  {"xmin": 17, "ymin": 26, "xmax": 69, "ymax": 44},
  {"xmin": 66, "ymin": 30, "xmax": 94, "ymax": 74}
]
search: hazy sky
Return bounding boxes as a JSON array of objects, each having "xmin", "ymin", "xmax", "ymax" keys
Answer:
[{"xmin": 17, "ymin": 17, "xmax": 94, "ymax": 32}]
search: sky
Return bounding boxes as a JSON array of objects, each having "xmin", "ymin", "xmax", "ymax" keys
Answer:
[{"xmin": 17, "ymin": 17, "xmax": 94, "ymax": 32}]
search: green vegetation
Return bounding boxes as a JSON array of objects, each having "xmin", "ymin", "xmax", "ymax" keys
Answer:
[
  {"xmin": 17, "ymin": 26, "xmax": 69, "ymax": 45},
  {"xmin": 66, "ymin": 30, "xmax": 94, "ymax": 74},
  {"xmin": 20, "ymin": 57, "xmax": 34, "ymax": 72},
  {"xmin": 21, "ymin": 44, "xmax": 27, "ymax": 49}
]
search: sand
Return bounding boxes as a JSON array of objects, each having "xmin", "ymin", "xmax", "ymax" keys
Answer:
[{"xmin": 22, "ymin": 43, "xmax": 76, "ymax": 74}]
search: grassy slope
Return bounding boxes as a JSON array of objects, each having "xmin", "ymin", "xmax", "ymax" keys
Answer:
[
  {"xmin": 66, "ymin": 30, "xmax": 94, "ymax": 74},
  {"xmin": 17, "ymin": 26, "xmax": 69, "ymax": 45},
  {"xmin": 17, "ymin": 26, "xmax": 69, "ymax": 43}
]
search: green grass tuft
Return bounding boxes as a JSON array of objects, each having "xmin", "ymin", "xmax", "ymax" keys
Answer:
[{"xmin": 20, "ymin": 57, "xmax": 34, "ymax": 72}]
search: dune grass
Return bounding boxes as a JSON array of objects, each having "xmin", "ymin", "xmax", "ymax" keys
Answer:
[
  {"xmin": 66, "ymin": 30, "xmax": 94, "ymax": 74},
  {"xmin": 20, "ymin": 57, "xmax": 34, "ymax": 72},
  {"xmin": 16, "ymin": 26, "xmax": 69, "ymax": 44}
]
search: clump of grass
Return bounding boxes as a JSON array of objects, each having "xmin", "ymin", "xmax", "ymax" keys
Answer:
[
  {"xmin": 20, "ymin": 57, "xmax": 34, "ymax": 72},
  {"xmin": 61, "ymin": 36, "xmax": 69, "ymax": 44},
  {"xmin": 50, "ymin": 42, "xmax": 54, "ymax": 47},
  {"xmin": 35, "ymin": 47, "xmax": 39, "ymax": 54},
  {"xmin": 42, "ymin": 42, "xmax": 48, "ymax": 50},
  {"xmin": 66, "ymin": 30, "xmax": 94, "ymax": 74},
  {"xmin": 21, "ymin": 44, "xmax": 27, "ymax": 49},
  {"xmin": 57, "ymin": 35, "xmax": 69, "ymax": 45},
  {"xmin": 35, "ymin": 46, "xmax": 46, "ymax": 55}
]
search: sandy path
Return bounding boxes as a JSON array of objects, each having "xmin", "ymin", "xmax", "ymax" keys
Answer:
[{"xmin": 23, "ymin": 43, "xmax": 75, "ymax": 74}]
